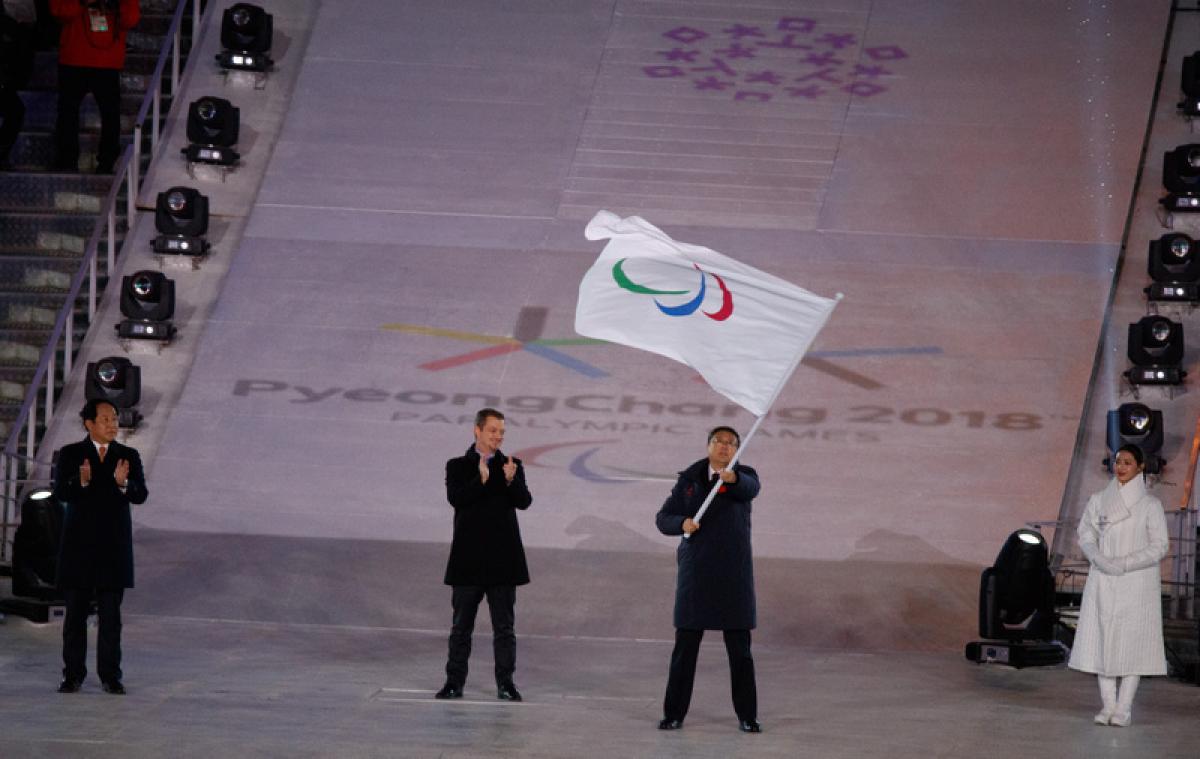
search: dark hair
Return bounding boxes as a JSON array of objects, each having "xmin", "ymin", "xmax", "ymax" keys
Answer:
[
  {"xmin": 1116, "ymin": 443, "xmax": 1145, "ymax": 468},
  {"xmin": 80, "ymin": 399, "xmax": 115, "ymax": 424},
  {"xmin": 707, "ymin": 425, "xmax": 740, "ymax": 446},
  {"xmin": 474, "ymin": 407, "xmax": 505, "ymax": 428}
]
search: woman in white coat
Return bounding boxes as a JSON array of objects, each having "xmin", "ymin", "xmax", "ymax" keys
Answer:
[{"xmin": 1068, "ymin": 444, "xmax": 1169, "ymax": 726}]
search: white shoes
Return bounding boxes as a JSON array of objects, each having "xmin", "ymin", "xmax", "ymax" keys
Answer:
[{"xmin": 1094, "ymin": 709, "xmax": 1131, "ymax": 727}]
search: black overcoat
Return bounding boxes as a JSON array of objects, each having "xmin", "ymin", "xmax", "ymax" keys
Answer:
[
  {"xmin": 656, "ymin": 458, "xmax": 759, "ymax": 630},
  {"xmin": 443, "ymin": 445, "xmax": 532, "ymax": 586},
  {"xmin": 0, "ymin": 12, "xmax": 35, "ymax": 89},
  {"xmin": 53, "ymin": 436, "xmax": 149, "ymax": 589}
]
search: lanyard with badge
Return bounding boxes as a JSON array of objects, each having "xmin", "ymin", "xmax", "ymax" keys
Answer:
[
  {"xmin": 88, "ymin": 5, "xmax": 109, "ymax": 33},
  {"xmin": 83, "ymin": 1, "xmax": 120, "ymax": 49}
]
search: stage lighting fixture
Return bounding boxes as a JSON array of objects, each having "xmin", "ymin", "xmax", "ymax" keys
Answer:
[
  {"xmin": 1105, "ymin": 403, "xmax": 1166, "ymax": 475},
  {"xmin": 116, "ymin": 271, "xmax": 177, "ymax": 341},
  {"xmin": 216, "ymin": 3, "xmax": 274, "ymax": 71},
  {"xmin": 965, "ymin": 528, "xmax": 1065, "ymax": 668},
  {"xmin": 83, "ymin": 357, "xmax": 142, "ymax": 428},
  {"xmin": 1146, "ymin": 233, "xmax": 1200, "ymax": 302},
  {"xmin": 182, "ymin": 96, "xmax": 240, "ymax": 165},
  {"xmin": 1161, "ymin": 144, "xmax": 1200, "ymax": 212},
  {"xmin": 1180, "ymin": 52, "xmax": 1200, "ymax": 117},
  {"xmin": 9, "ymin": 487, "xmax": 63, "ymax": 603},
  {"xmin": 151, "ymin": 186, "xmax": 211, "ymax": 255},
  {"xmin": 1125, "ymin": 315, "xmax": 1185, "ymax": 386}
]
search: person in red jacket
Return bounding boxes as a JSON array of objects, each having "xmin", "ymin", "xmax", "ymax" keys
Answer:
[{"xmin": 50, "ymin": 0, "xmax": 139, "ymax": 174}]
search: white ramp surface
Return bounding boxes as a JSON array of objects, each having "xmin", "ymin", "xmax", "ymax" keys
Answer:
[{"xmin": 135, "ymin": 0, "xmax": 1167, "ymax": 649}]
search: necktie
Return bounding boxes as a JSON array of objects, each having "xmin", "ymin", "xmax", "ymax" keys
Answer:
[{"xmin": 98, "ymin": 445, "xmax": 107, "ymax": 462}]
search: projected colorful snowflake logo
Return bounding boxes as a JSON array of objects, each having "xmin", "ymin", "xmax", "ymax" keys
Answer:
[
  {"xmin": 381, "ymin": 307, "xmax": 941, "ymax": 387},
  {"xmin": 643, "ymin": 17, "xmax": 909, "ymax": 104}
]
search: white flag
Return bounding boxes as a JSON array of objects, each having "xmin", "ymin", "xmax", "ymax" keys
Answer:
[{"xmin": 575, "ymin": 211, "xmax": 840, "ymax": 417}]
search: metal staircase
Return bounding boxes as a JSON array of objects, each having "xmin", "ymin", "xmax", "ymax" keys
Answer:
[{"xmin": 0, "ymin": 0, "xmax": 201, "ymax": 442}]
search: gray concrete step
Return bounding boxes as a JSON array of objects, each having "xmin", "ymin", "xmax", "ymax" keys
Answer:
[
  {"xmin": 0, "ymin": 173, "xmax": 121, "ymax": 213},
  {"xmin": 0, "ymin": 211, "xmax": 124, "ymax": 253},
  {"xmin": 0, "ymin": 258, "xmax": 82, "ymax": 293}
]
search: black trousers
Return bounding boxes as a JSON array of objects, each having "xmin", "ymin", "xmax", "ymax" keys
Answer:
[
  {"xmin": 54, "ymin": 65, "xmax": 121, "ymax": 172},
  {"xmin": 445, "ymin": 584, "xmax": 516, "ymax": 687},
  {"xmin": 62, "ymin": 587, "xmax": 124, "ymax": 683},
  {"xmin": 0, "ymin": 84, "xmax": 24, "ymax": 161},
  {"xmin": 663, "ymin": 628, "xmax": 757, "ymax": 722}
]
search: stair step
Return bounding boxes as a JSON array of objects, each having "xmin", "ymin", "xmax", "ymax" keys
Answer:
[
  {"xmin": 0, "ymin": 341, "xmax": 88, "ymax": 376},
  {"xmin": 0, "ymin": 246, "xmax": 87, "ymax": 261},
  {"xmin": 0, "ymin": 172, "xmax": 123, "ymax": 213},
  {"xmin": 4, "ymin": 131, "xmax": 137, "ymax": 173},
  {"xmin": 0, "ymin": 324, "xmax": 88, "ymax": 343},
  {"xmin": 0, "ymin": 295, "xmax": 97, "ymax": 333},
  {"xmin": 0, "ymin": 212, "xmax": 125, "ymax": 253},
  {"xmin": 16, "ymin": 91, "xmax": 155, "ymax": 133},
  {"xmin": 0, "ymin": 259, "xmax": 82, "ymax": 293}
]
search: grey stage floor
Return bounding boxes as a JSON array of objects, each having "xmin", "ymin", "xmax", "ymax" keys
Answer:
[
  {"xmin": 2, "ymin": 601, "xmax": 1200, "ymax": 759},
  {"xmin": 3, "ymin": 532, "xmax": 1199, "ymax": 757}
]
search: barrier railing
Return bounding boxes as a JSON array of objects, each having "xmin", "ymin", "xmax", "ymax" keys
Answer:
[
  {"xmin": 1036, "ymin": 502, "xmax": 1196, "ymax": 622},
  {"xmin": 0, "ymin": 0, "xmax": 207, "ymax": 564}
]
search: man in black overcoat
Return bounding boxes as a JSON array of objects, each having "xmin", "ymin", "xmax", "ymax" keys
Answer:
[
  {"xmin": 54, "ymin": 399, "xmax": 148, "ymax": 695},
  {"xmin": 655, "ymin": 425, "xmax": 761, "ymax": 733},
  {"xmin": 436, "ymin": 407, "xmax": 532, "ymax": 701}
]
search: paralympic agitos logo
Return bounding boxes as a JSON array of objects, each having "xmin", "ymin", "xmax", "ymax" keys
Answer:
[{"xmin": 612, "ymin": 258, "xmax": 733, "ymax": 321}]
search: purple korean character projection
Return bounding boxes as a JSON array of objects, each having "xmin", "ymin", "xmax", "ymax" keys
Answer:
[{"xmin": 643, "ymin": 17, "xmax": 909, "ymax": 104}]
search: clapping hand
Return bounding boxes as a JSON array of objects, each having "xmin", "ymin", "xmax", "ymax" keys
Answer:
[
  {"xmin": 79, "ymin": 459, "xmax": 92, "ymax": 486},
  {"xmin": 478, "ymin": 458, "xmax": 490, "ymax": 484},
  {"xmin": 114, "ymin": 459, "xmax": 130, "ymax": 488},
  {"xmin": 503, "ymin": 456, "xmax": 517, "ymax": 484}
]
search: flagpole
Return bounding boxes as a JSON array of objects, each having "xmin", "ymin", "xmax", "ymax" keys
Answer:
[{"xmin": 688, "ymin": 292, "xmax": 842, "ymax": 532}]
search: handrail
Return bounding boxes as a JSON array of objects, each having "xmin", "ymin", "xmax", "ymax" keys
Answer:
[
  {"xmin": 130, "ymin": 0, "xmax": 198, "ymax": 204},
  {"xmin": 1041, "ymin": 506, "xmax": 1196, "ymax": 621},
  {"xmin": 0, "ymin": 0, "xmax": 207, "ymax": 563}
]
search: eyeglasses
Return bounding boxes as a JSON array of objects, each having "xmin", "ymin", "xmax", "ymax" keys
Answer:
[{"xmin": 710, "ymin": 437, "xmax": 739, "ymax": 447}]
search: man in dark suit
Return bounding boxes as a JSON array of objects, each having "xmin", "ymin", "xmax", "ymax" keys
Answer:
[
  {"xmin": 435, "ymin": 407, "xmax": 532, "ymax": 702},
  {"xmin": 655, "ymin": 426, "xmax": 761, "ymax": 733},
  {"xmin": 54, "ymin": 399, "xmax": 148, "ymax": 694}
]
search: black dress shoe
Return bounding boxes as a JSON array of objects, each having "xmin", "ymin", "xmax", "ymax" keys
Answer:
[
  {"xmin": 434, "ymin": 683, "xmax": 463, "ymax": 699},
  {"xmin": 101, "ymin": 680, "xmax": 126, "ymax": 695},
  {"xmin": 57, "ymin": 678, "xmax": 82, "ymax": 694},
  {"xmin": 738, "ymin": 719, "xmax": 762, "ymax": 733},
  {"xmin": 497, "ymin": 683, "xmax": 522, "ymax": 701},
  {"xmin": 658, "ymin": 718, "xmax": 683, "ymax": 730}
]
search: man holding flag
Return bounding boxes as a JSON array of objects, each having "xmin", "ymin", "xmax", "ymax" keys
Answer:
[
  {"xmin": 655, "ymin": 425, "xmax": 761, "ymax": 733},
  {"xmin": 575, "ymin": 209, "xmax": 840, "ymax": 733}
]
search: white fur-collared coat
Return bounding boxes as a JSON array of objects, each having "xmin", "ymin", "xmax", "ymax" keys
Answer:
[{"xmin": 1067, "ymin": 476, "xmax": 1169, "ymax": 676}]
